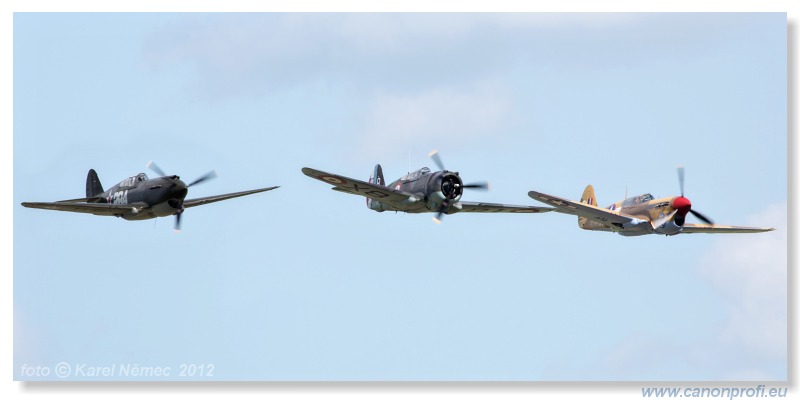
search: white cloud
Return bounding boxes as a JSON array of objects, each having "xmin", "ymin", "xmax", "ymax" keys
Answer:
[
  {"xmin": 360, "ymin": 82, "xmax": 513, "ymax": 155},
  {"xmin": 143, "ymin": 13, "xmax": 662, "ymax": 98},
  {"xmin": 697, "ymin": 202, "xmax": 788, "ymax": 367}
]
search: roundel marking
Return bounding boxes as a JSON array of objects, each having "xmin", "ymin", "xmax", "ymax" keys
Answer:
[{"xmin": 319, "ymin": 175, "xmax": 346, "ymax": 185}]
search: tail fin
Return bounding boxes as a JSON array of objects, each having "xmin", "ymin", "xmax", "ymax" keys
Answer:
[
  {"xmin": 578, "ymin": 185, "xmax": 597, "ymax": 229},
  {"xmin": 86, "ymin": 169, "xmax": 104, "ymax": 198},
  {"xmin": 370, "ymin": 164, "xmax": 385, "ymax": 186},
  {"xmin": 580, "ymin": 185, "xmax": 596, "ymax": 206},
  {"xmin": 366, "ymin": 164, "xmax": 385, "ymax": 211}
]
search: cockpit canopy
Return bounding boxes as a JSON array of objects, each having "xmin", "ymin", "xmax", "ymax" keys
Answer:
[
  {"xmin": 621, "ymin": 193, "xmax": 654, "ymax": 207},
  {"xmin": 118, "ymin": 173, "xmax": 149, "ymax": 189},
  {"xmin": 400, "ymin": 167, "xmax": 430, "ymax": 182}
]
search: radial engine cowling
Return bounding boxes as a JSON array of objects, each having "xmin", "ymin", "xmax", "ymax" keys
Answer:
[
  {"xmin": 150, "ymin": 198, "xmax": 184, "ymax": 217},
  {"xmin": 439, "ymin": 172, "xmax": 463, "ymax": 200},
  {"xmin": 653, "ymin": 219, "xmax": 683, "ymax": 236},
  {"xmin": 425, "ymin": 172, "xmax": 463, "ymax": 212}
]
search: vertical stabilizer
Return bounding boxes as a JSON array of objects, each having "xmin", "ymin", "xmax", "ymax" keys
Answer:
[
  {"xmin": 371, "ymin": 164, "xmax": 385, "ymax": 186},
  {"xmin": 86, "ymin": 169, "xmax": 104, "ymax": 198},
  {"xmin": 580, "ymin": 185, "xmax": 596, "ymax": 206},
  {"xmin": 366, "ymin": 164, "xmax": 385, "ymax": 211},
  {"xmin": 578, "ymin": 184, "xmax": 597, "ymax": 229}
]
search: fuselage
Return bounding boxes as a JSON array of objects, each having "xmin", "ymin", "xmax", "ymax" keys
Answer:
[
  {"xmin": 583, "ymin": 193, "xmax": 686, "ymax": 236},
  {"xmin": 97, "ymin": 173, "xmax": 189, "ymax": 220},
  {"xmin": 369, "ymin": 167, "xmax": 464, "ymax": 214}
]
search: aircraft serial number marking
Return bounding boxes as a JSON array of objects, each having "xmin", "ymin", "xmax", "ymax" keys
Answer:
[
  {"xmin": 352, "ymin": 183, "xmax": 389, "ymax": 198},
  {"xmin": 332, "ymin": 180, "xmax": 392, "ymax": 199},
  {"xmin": 109, "ymin": 190, "xmax": 128, "ymax": 205},
  {"xmin": 467, "ymin": 206, "xmax": 540, "ymax": 213}
]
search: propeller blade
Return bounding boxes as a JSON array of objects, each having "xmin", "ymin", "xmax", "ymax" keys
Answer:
[
  {"xmin": 187, "ymin": 171, "xmax": 217, "ymax": 187},
  {"xmin": 463, "ymin": 181, "xmax": 490, "ymax": 191},
  {"xmin": 174, "ymin": 212, "xmax": 182, "ymax": 232},
  {"xmin": 433, "ymin": 202, "xmax": 448, "ymax": 224},
  {"xmin": 690, "ymin": 209, "xmax": 714, "ymax": 225},
  {"xmin": 652, "ymin": 209, "xmax": 679, "ymax": 230},
  {"xmin": 429, "ymin": 150, "xmax": 446, "ymax": 171},
  {"xmin": 147, "ymin": 161, "xmax": 167, "ymax": 177},
  {"xmin": 677, "ymin": 165, "xmax": 685, "ymax": 197}
]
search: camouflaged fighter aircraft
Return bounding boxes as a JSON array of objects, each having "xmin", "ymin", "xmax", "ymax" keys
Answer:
[
  {"xmin": 21, "ymin": 162, "xmax": 279, "ymax": 231},
  {"xmin": 527, "ymin": 167, "xmax": 774, "ymax": 236},
  {"xmin": 302, "ymin": 150, "xmax": 553, "ymax": 223}
]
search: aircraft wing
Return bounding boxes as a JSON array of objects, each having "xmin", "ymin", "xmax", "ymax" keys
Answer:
[
  {"xmin": 681, "ymin": 224, "xmax": 775, "ymax": 234},
  {"xmin": 302, "ymin": 167, "xmax": 422, "ymax": 207},
  {"xmin": 528, "ymin": 190, "xmax": 646, "ymax": 228},
  {"xmin": 183, "ymin": 186, "xmax": 279, "ymax": 209},
  {"xmin": 458, "ymin": 201, "xmax": 554, "ymax": 213},
  {"xmin": 21, "ymin": 201, "xmax": 142, "ymax": 216}
]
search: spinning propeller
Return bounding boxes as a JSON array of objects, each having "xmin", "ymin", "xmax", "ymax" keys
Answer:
[
  {"xmin": 147, "ymin": 161, "xmax": 217, "ymax": 231},
  {"xmin": 673, "ymin": 166, "xmax": 713, "ymax": 226},
  {"xmin": 427, "ymin": 150, "xmax": 490, "ymax": 224}
]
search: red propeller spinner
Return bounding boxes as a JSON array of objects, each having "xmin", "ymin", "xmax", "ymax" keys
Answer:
[{"xmin": 672, "ymin": 195, "xmax": 692, "ymax": 215}]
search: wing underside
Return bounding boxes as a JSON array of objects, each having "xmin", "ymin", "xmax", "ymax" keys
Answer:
[
  {"xmin": 183, "ymin": 186, "xmax": 279, "ymax": 208},
  {"xmin": 458, "ymin": 201, "xmax": 553, "ymax": 213},
  {"xmin": 302, "ymin": 167, "xmax": 421, "ymax": 208},
  {"xmin": 681, "ymin": 224, "xmax": 775, "ymax": 234},
  {"xmin": 23, "ymin": 186, "xmax": 279, "ymax": 216},
  {"xmin": 528, "ymin": 190, "xmax": 642, "ymax": 228},
  {"xmin": 21, "ymin": 202, "xmax": 143, "ymax": 216}
]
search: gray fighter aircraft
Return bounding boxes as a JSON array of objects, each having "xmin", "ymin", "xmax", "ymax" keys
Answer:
[
  {"xmin": 21, "ymin": 162, "xmax": 279, "ymax": 230},
  {"xmin": 302, "ymin": 150, "xmax": 553, "ymax": 223}
]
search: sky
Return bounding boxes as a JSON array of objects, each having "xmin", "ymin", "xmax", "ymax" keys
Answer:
[{"xmin": 11, "ymin": 12, "xmax": 787, "ymax": 382}]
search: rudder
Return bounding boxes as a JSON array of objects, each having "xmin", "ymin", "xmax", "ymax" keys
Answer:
[{"xmin": 86, "ymin": 169, "xmax": 104, "ymax": 198}]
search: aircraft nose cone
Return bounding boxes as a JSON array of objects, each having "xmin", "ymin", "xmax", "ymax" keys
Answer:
[
  {"xmin": 170, "ymin": 179, "xmax": 188, "ymax": 197},
  {"xmin": 672, "ymin": 196, "xmax": 692, "ymax": 214}
]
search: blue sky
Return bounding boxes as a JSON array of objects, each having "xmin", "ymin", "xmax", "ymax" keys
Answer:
[{"xmin": 12, "ymin": 13, "xmax": 786, "ymax": 381}]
